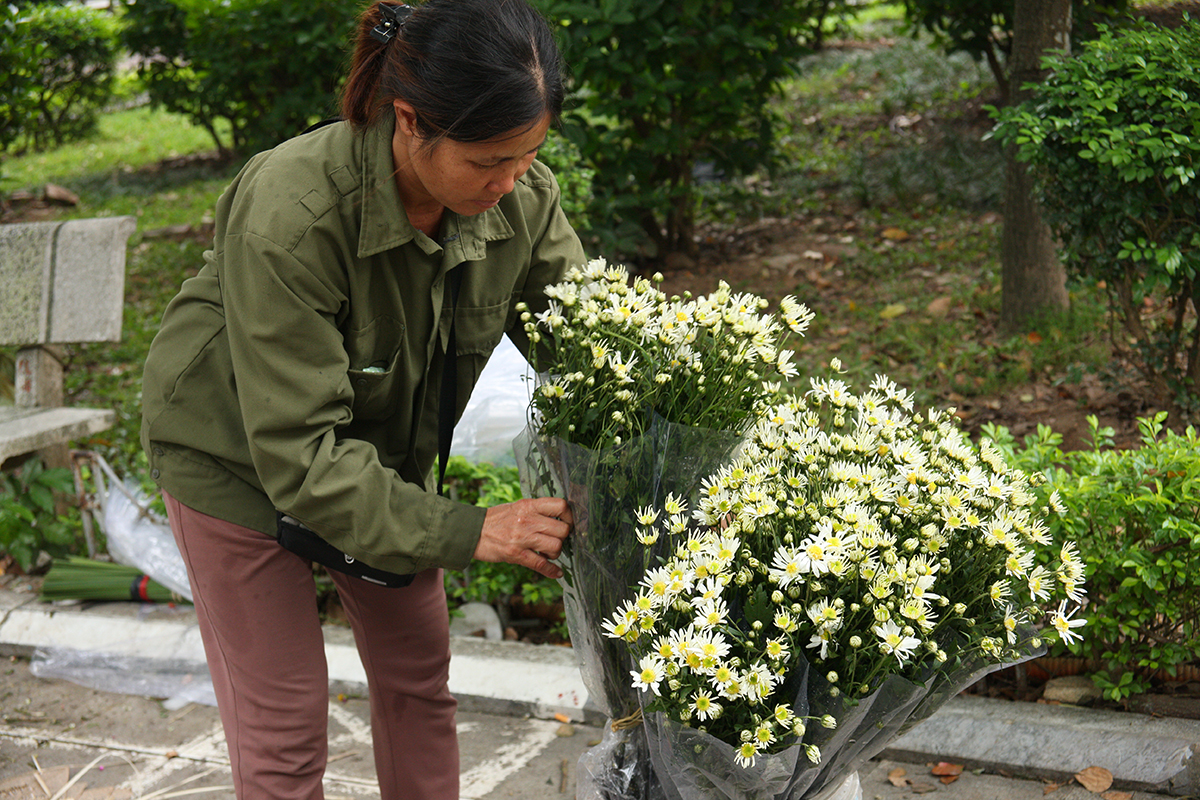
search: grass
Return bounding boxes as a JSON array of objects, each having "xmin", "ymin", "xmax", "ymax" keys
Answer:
[
  {"xmin": 4, "ymin": 15, "xmax": 1120, "ymax": 511},
  {"xmin": 2, "ymin": 105, "xmax": 240, "ymax": 232},
  {"xmin": 0, "ymin": 11, "xmax": 1139, "ymax": 643},
  {"xmin": 688, "ymin": 19, "xmax": 1115, "ymax": 420},
  {"xmin": 2, "ymin": 104, "xmax": 236, "ymax": 479}
]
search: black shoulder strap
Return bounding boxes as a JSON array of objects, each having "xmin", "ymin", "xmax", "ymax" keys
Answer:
[
  {"xmin": 437, "ymin": 267, "xmax": 465, "ymax": 497},
  {"xmin": 300, "ymin": 116, "xmax": 343, "ymax": 136}
]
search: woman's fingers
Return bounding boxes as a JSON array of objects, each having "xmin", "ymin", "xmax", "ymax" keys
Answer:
[{"xmin": 475, "ymin": 497, "xmax": 573, "ymax": 579}]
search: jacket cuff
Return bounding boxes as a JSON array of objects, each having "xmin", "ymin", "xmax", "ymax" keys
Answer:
[{"xmin": 427, "ymin": 500, "xmax": 487, "ymax": 571}]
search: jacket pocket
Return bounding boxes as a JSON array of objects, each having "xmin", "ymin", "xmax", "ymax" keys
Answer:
[
  {"xmin": 454, "ymin": 296, "xmax": 512, "ymax": 357},
  {"xmin": 452, "ymin": 295, "xmax": 516, "ymax": 412},
  {"xmin": 345, "ymin": 315, "xmax": 405, "ymax": 420}
]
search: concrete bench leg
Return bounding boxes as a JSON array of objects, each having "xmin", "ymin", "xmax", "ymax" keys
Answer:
[{"xmin": 15, "ymin": 346, "xmax": 69, "ymax": 470}]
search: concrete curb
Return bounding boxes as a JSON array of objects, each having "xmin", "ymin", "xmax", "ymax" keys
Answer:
[
  {"xmin": 0, "ymin": 588, "xmax": 600, "ymax": 723},
  {"xmin": 884, "ymin": 695, "xmax": 1198, "ymax": 795},
  {"xmin": 1, "ymin": 588, "xmax": 1196, "ymax": 795}
]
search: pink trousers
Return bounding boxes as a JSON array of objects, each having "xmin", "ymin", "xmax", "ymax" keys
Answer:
[{"xmin": 163, "ymin": 493, "xmax": 459, "ymax": 800}]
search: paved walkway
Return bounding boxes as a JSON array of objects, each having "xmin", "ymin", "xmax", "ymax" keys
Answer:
[{"xmin": 0, "ymin": 586, "xmax": 1193, "ymax": 799}]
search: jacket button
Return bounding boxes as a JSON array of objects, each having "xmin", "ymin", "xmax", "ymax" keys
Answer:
[
  {"xmin": 356, "ymin": 378, "xmax": 368, "ymax": 387},
  {"xmin": 153, "ymin": 447, "xmax": 164, "ymax": 456},
  {"xmin": 151, "ymin": 469, "xmax": 160, "ymax": 479}
]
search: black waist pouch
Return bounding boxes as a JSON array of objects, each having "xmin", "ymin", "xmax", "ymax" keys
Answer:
[{"xmin": 277, "ymin": 513, "xmax": 415, "ymax": 588}]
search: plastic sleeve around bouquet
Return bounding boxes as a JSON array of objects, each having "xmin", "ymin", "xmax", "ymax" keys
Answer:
[
  {"xmin": 515, "ymin": 416, "xmax": 742, "ymax": 800},
  {"xmin": 639, "ymin": 629, "xmax": 1045, "ymax": 800},
  {"xmin": 516, "ymin": 415, "xmax": 743, "ymax": 719}
]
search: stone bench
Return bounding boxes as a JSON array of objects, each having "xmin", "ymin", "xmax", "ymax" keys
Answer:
[{"xmin": 1, "ymin": 217, "xmax": 137, "ymax": 467}]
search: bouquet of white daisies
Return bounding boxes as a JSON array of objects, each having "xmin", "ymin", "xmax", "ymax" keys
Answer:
[{"xmin": 515, "ymin": 260, "xmax": 1085, "ymax": 800}]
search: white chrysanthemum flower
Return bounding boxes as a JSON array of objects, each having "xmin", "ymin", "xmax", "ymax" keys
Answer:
[
  {"xmin": 999, "ymin": 605, "xmax": 1020, "ymax": 644},
  {"xmin": 874, "ymin": 619, "xmax": 921, "ymax": 665},
  {"xmin": 989, "ymin": 580, "xmax": 1013, "ymax": 606},
  {"xmin": 635, "ymin": 505, "xmax": 660, "ymax": 526},
  {"xmin": 607, "ymin": 351, "xmax": 638, "ymax": 383},
  {"xmin": 641, "ymin": 566, "xmax": 675, "ymax": 601},
  {"xmin": 807, "ymin": 598, "xmax": 842, "ymax": 632},
  {"xmin": 1060, "ymin": 577, "xmax": 1086, "ymax": 603},
  {"xmin": 1051, "ymin": 600, "xmax": 1087, "ymax": 645},
  {"xmin": 588, "ymin": 341, "xmax": 609, "ymax": 369},
  {"xmin": 773, "ymin": 609, "xmax": 799, "ymax": 633},
  {"xmin": 744, "ymin": 664, "xmax": 778, "ymax": 702},
  {"xmin": 807, "ymin": 629, "xmax": 834, "ymax": 659},
  {"xmin": 1004, "ymin": 548, "xmax": 1035, "ymax": 578},
  {"xmin": 636, "ymin": 526, "xmax": 660, "ymax": 546},
  {"xmin": 764, "ymin": 637, "xmax": 789, "ymax": 661},
  {"xmin": 690, "ymin": 690, "xmax": 722, "ymax": 721},
  {"xmin": 693, "ymin": 597, "xmax": 730, "ymax": 630},
  {"xmin": 778, "ymin": 295, "xmax": 815, "ymax": 335},
  {"xmin": 735, "ymin": 741, "xmax": 760, "ymax": 769},
  {"xmin": 601, "ymin": 616, "xmax": 632, "ymax": 641},
  {"xmin": 662, "ymin": 492, "xmax": 686, "ymax": 516},
  {"xmin": 1027, "ymin": 565, "xmax": 1053, "ymax": 602}
]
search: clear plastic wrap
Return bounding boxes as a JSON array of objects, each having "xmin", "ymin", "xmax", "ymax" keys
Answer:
[
  {"xmin": 638, "ymin": 643, "xmax": 1032, "ymax": 800},
  {"xmin": 452, "ymin": 336, "xmax": 535, "ymax": 466},
  {"xmin": 30, "ymin": 647, "xmax": 216, "ymax": 710},
  {"xmin": 516, "ymin": 416, "xmax": 743, "ymax": 720}
]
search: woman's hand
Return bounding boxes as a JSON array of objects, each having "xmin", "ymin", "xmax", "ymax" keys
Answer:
[{"xmin": 475, "ymin": 497, "xmax": 573, "ymax": 579}]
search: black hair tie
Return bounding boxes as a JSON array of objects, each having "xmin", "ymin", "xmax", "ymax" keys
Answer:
[{"xmin": 370, "ymin": 3, "xmax": 413, "ymax": 45}]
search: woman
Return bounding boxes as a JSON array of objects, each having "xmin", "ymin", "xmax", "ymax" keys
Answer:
[{"xmin": 140, "ymin": 0, "xmax": 582, "ymax": 797}]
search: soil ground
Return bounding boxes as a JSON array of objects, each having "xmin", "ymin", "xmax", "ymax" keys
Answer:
[{"xmin": 654, "ymin": 212, "xmax": 1156, "ymax": 451}]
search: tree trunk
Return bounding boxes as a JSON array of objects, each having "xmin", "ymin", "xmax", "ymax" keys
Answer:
[{"xmin": 999, "ymin": 0, "xmax": 1071, "ymax": 333}]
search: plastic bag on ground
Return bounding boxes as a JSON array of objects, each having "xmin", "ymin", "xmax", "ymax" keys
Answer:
[
  {"xmin": 30, "ymin": 647, "xmax": 215, "ymax": 710},
  {"xmin": 102, "ymin": 478, "xmax": 192, "ymax": 601}
]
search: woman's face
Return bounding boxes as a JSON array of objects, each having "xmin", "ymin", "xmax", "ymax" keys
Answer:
[{"xmin": 392, "ymin": 100, "xmax": 551, "ymax": 218}]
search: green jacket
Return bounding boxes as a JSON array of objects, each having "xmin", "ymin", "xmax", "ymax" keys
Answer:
[{"xmin": 141, "ymin": 116, "xmax": 584, "ymax": 574}]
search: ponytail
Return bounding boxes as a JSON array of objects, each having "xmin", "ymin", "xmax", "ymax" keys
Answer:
[{"xmin": 340, "ymin": 4, "xmax": 396, "ymax": 127}]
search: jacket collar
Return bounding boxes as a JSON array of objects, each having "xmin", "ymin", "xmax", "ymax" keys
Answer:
[{"xmin": 357, "ymin": 115, "xmax": 515, "ymax": 261}]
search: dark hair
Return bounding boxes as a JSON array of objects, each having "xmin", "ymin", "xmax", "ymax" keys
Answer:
[{"xmin": 341, "ymin": 0, "xmax": 565, "ymax": 143}]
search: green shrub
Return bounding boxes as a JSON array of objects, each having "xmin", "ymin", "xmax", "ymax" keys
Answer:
[
  {"xmin": 991, "ymin": 20, "xmax": 1200, "ymax": 411},
  {"xmin": 441, "ymin": 457, "xmax": 563, "ymax": 610},
  {"xmin": 0, "ymin": 459, "xmax": 80, "ymax": 573},
  {"xmin": 984, "ymin": 414, "xmax": 1200, "ymax": 701},
  {"xmin": 119, "ymin": 0, "xmax": 354, "ymax": 156},
  {"xmin": 537, "ymin": 0, "xmax": 826, "ymax": 259},
  {"xmin": 0, "ymin": 2, "xmax": 120, "ymax": 154},
  {"xmin": 538, "ymin": 129, "xmax": 595, "ymax": 239}
]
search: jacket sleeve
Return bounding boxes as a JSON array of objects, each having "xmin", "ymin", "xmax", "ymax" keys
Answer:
[{"xmin": 218, "ymin": 230, "xmax": 485, "ymax": 574}]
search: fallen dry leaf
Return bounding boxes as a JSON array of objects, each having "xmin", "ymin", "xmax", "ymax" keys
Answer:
[
  {"xmin": 930, "ymin": 762, "xmax": 963, "ymax": 777},
  {"xmin": 879, "ymin": 303, "xmax": 908, "ymax": 319},
  {"xmin": 909, "ymin": 781, "xmax": 937, "ymax": 794},
  {"xmin": 1075, "ymin": 766, "xmax": 1114, "ymax": 793},
  {"xmin": 1100, "ymin": 792, "xmax": 1132, "ymax": 800},
  {"xmin": 881, "ymin": 227, "xmax": 910, "ymax": 241},
  {"xmin": 926, "ymin": 296, "xmax": 953, "ymax": 316},
  {"xmin": 1027, "ymin": 331, "xmax": 1044, "ymax": 344},
  {"xmin": 887, "ymin": 768, "xmax": 908, "ymax": 788},
  {"xmin": 1044, "ymin": 781, "xmax": 1062, "ymax": 795},
  {"xmin": 939, "ymin": 775, "xmax": 960, "ymax": 785}
]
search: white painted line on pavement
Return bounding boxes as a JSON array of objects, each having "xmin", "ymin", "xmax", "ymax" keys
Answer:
[{"xmin": 458, "ymin": 718, "xmax": 562, "ymax": 800}]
